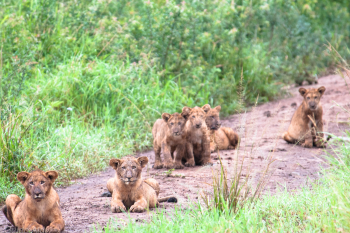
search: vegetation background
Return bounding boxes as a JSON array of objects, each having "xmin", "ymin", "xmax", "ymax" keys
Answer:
[{"xmin": 0, "ymin": 1, "xmax": 350, "ymax": 230}]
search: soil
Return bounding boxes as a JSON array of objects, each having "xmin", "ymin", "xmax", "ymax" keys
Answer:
[{"xmin": 1, "ymin": 74, "xmax": 349, "ymax": 232}]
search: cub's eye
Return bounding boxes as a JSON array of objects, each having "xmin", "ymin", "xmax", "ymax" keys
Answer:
[
  {"xmin": 314, "ymin": 97, "xmax": 317, "ymax": 99},
  {"xmin": 178, "ymin": 122, "xmax": 181, "ymax": 125},
  {"xmin": 192, "ymin": 115, "xmax": 195, "ymax": 118},
  {"xmin": 211, "ymin": 116, "xmax": 215, "ymax": 119},
  {"xmin": 307, "ymin": 97, "xmax": 310, "ymax": 99},
  {"xmin": 29, "ymin": 182, "xmax": 34, "ymax": 186},
  {"xmin": 170, "ymin": 122, "xmax": 174, "ymax": 125},
  {"xmin": 40, "ymin": 181, "xmax": 45, "ymax": 185},
  {"xmin": 122, "ymin": 167, "xmax": 126, "ymax": 170},
  {"xmin": 132, "ymin": 166, "xmax": 136, "ymax": 169}
]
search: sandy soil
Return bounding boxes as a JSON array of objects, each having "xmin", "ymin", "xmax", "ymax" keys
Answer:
[{"xmin": 1, "ymin": 74, "xmax": 349, "ymax": 232}]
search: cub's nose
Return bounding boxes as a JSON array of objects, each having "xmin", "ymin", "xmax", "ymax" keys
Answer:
[
  {"xmin": 195, "ymin": 123, "xmax": 201, "ymax": 128},
  {"xmin": 126, "ymin": 171, "xmax": 133, "ymax": 179},
  {"xmin": 33, "ymin": 188, "xmax": 43, "ymax": 198},
  {"xmin": 33, "ymin": 188, "xmax": 42, "ymax": 195}
]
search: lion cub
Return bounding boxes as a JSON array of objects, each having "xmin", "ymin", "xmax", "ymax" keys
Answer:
[
  {"xmin": 283, "ymin": 86, "xmax": 326, "ymax": 148},
  {"xmin": 202, "ymin": 104, "xmax": 239, "ymax": 152},
  {"xmin": 2, "ymin": 170, "xmax": 65, "ymax": 233},
  {"xmin": 182, "ymin": 106, "xmax": 212, "ymax": 166},
  {"xmin": 106, "ymin": 156, "xmax": 177, "ymax": 213},
  {"xmin": 152, "ymin": 112, "xmax": 188, "ymax": 169}
]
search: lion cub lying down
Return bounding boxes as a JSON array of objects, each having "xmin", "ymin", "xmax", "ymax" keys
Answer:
[
  {"xmin": 106, "ymin": 156, "xmax": 177, "ymax": 213},
  {"xmin": 283, "ymin": 86, "xmax": 327, "ymax": 148},
  {"xmin": 2, "ymin": 170, "xmax": 65, "ymax": 233},
  {"xmin": 202, "ymin": 104, "xmax": 239, "ymax": 152}
]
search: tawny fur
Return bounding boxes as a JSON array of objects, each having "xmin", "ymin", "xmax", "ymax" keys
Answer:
[
  {"xmin": 181, "ymin": 106, "xmax": 212, "ymax": 166},
  {"xmin": 107, "ymin": 156, "xmax": 176, "ymax": 213},
  {"xmin": 2, "ymin": 170, "xmax": 65, "ymax": 233},
  {"xmin": 202, "ymin": 104, "xmax": 239, "ymax": 152},
  {"xmin": 283, "ymin": 86, "xmax": 327, "ymax": 148},
  {"xmin": 152, "ymin": 112, "xmax": 188, "ymax": 169}
]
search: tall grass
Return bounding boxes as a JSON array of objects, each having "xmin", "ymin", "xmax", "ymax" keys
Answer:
[{"xmin": 1, "ymin": 0, "xmax": 350, "ymax": 109}]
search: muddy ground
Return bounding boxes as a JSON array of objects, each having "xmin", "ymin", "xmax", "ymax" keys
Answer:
[{"xmin": 1, "ymin": 74, "xmax": 349, "ymax": 232}]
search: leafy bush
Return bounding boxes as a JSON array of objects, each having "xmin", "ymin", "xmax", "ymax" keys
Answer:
[{"xmin": 1, "ymin": 0, "xmax": 349, "ymax": 110}]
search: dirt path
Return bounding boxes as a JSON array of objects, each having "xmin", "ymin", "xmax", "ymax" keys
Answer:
[{"xmin": 1, "ymin": 74, "xmax": 349, "ymax": 232}]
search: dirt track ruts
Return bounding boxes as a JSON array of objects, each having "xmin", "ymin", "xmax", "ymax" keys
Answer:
[{"xmin": 1, "ymin": 74, "xmax": 349, "ymax": 232}]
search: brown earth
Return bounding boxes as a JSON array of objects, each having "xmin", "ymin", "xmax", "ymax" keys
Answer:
[{"xmin": 1, "ymin": 74, "xmax": 349, "ymax": 232}]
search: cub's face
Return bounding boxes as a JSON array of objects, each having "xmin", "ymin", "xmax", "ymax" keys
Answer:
[
  {"xmin": 202, "ymin": 104, "xmax": 222, "ymax": 130},
  {"xmin": 109, "ymin": 156, "xmax": 148, "ymax": 185},
  {"xmin": 162, "ymin": 112, "xmax": 188, "ymax": 136},
  {"xmin": 182, "ymin": 106, "xmax": 206, "ymax": 129},
  {"xmin": 299, "ymin": 86, "xmax": 326, "ymax": 111},
  {"xmin": 17, "ymin": 170, "xmax": 58, "ymax": 202}
]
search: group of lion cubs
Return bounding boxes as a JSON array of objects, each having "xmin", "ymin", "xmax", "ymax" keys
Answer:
[{"xmin": 2, "ymin": 86, "xmax": 328, "ymax": 232}]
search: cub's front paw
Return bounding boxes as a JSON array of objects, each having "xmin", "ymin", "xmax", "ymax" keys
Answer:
[
  {"xmin": 111, "ymin": 204, "xmax": 126, "ymax": 213},
  {"xmin": 173, "ymin": 162, "xmax": 184, "ymax": 169},
  {"xmin": 315, "ymin": 141, "xmax": 327, "ymax": 148},
  {"xmin": 184, "ymin": 159, "xmax": 195, "ymax": 167},
  {"xmin": 301, "ymin": 142, "xmax": 313, "ymax": 148},
  {"xmin": 25, "ymin": 223, "xmax": 45, "ymax": 233},
  {"xmin": 163, "ymin": 162, "xmax": 174, "ymax": 169},
  {"xmin": 153, "ymin": 162, "xmax": 163, "ymax": 169},
  {"xmin": 45, "ymin": 225, "xmax": 61, "ymax": 233},
  {"xmin": 130, "ymin": 204, "xmax": 146, "ymax": 213}
]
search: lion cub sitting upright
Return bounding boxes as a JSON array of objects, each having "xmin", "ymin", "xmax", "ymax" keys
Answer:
[
  {"xmin": 283, "ymin": 86, "xmax": 326, "ymax": 148},
  {"xmin": 2, "ymin": 170, "xmax": 65, "ymax": 233},
  {"xmin": 202, "ymin": 104, "xmax": 239, "ymax": 152},
  {"xmin": 152, "ymin": 112, "xmax": 188, "ymax": 169},
  {"xmin": 181, "ymin": 106, "xmax": 212, "ymax": 166},
  {"xmin": 106, "ymin": 156, "xmax": 177, "ymax": 213}
]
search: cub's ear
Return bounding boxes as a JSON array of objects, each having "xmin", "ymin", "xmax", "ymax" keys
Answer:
[
  {"xmin": 162, "ymin": 113, "xmax": 171, "ymax": 122},
  {"xmin": 137, "ymin": 156, "xmax": 149, "ymax": 168},
  {"xmin": 181, "ymin": 107, "xmax": 191, "ymax": 120},
  {"xmin": 318, "ymin": 86, "xmax": 326, "ymax": 96},
  {"xmin": 44, "ymin": 171, "xmax": 59, "ymax": 182},
  {"xmin": 299, "ymin": 88, "xmax": 307, "ymax": 96},
  {"xmin": 202, "ymin": 104, "xmax": 211, "ymax": 113},
  {"xmin": 109, "ymin": 158, "xmax": 123, "ymax": 170},
  {"xmin": 214, "ymin": 105, "xmax": 221, "ymax": 112},
  {"xmin": 17, "ymin": 172, "xmax": 30, "ymax": 185}
]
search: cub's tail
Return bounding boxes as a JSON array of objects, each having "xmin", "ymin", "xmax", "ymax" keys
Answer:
[
  {"xmin": 158, "ymin": 196, "xmax": 178, "ymax": 203},
  {"xmin": 221, "ymin": 127, "xmax": 239, "ymax": 149},
  {"xmin": 2, "ymin": 206, "xmax": 15, "ymax": 226}
]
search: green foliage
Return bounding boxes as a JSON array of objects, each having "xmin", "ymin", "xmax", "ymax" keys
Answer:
[
  {"xmin": 1, "ymin": 0, "xmax": 350, "ymax": 109},
  {"xmin": 0, "ymin": 107, "xmax": 28, "ymax": 180},
  {"xmin": 327, "ymin": 131, "xmax": 350, "ymax": 230}
]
